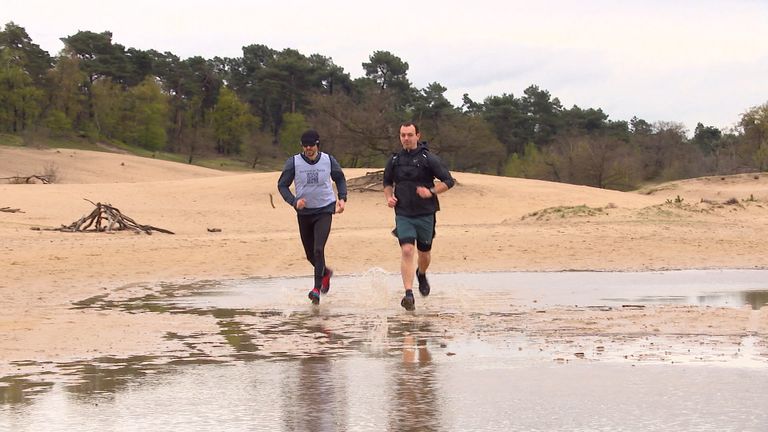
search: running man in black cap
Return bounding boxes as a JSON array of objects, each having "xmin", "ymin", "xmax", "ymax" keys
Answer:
[
  {"xmin": 383, "ymin": 122, "xmax": 455, "ymax": 311},
  {"xmin": 278, "ymin": 129, "xmax": 347, "ymax": 305}
]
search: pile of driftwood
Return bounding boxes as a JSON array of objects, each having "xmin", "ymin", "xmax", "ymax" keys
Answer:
[
  {"xmin": 57, "ymin": 200, "xmax": 174, "ymax": 235},
  {"xmin": 347, "ymin": 170, "xmax": 384, "ymax": 192}
]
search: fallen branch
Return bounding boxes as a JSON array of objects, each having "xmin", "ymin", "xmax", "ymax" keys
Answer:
[
  {"xmin": 0, "ymin": 175, "xmax": 53, "ymax": 184},
  {"xmin": 56, "ymin": 200, "xmax": 174, "ymax": 235},
  {"xmin": 1, "ymin": 206, "xmax": 24, "ymax": 213}
]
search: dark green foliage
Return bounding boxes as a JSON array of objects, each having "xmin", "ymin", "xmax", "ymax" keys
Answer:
[
  {"xmin": 362, "ymin": 50, "xmax": 414, "ymax": 109},
  {"xmin": 693, "ymin": 122, "xmax": 722, "ymax": 154},
  {"xmin": 562, "ymin": 105, "xmax": 609, "ymax": 133},
  {"xmin": 1, "ymin": 21, "xmax": 767, "ymax": 188},
  {"xmin": 60, "ymin": 31, "xmax": 133, "ymax": 85},
  {"xmin": 362, "ymin": 50, "xmax": 410, "ymax": 91},
  {"xmin": 0, "ymin": 22, "xmax": 52, "ymax": 85},
  {"xmin": 0, "ymin": 23, "xmax": 49, "ymax": 133}
]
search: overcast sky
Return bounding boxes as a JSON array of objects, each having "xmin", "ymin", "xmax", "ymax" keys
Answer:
[{"xmin": 4, "ymin": 0, "xmax": 767, "ymax": 133}]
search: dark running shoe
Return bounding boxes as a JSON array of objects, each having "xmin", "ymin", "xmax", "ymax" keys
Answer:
[
  {"xmin": 401, "ymin": 292, "xmax": 415, "ymax": 311},
  {"xmin": 308, "ymin": 289, "xmax": 320, "ymax": 305},
  {"xmin": 320, "ymin": 268, "xmax": 333, "ymax": 294},
  {"xmin": 417, "ymin": 271, "xmax": 430, "ymax": 297}
]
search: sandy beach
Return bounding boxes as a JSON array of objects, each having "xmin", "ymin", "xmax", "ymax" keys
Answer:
[{"xmin": 1, "ymin": 146, "xmax": 767, "ymax": 374}]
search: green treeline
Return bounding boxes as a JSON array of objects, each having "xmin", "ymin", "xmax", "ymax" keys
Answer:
[{"xmin": 2, "ymin": 22, "xmax": 767, "ymax": 189}]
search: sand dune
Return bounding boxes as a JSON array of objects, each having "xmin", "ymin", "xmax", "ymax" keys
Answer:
[
  {"xmin": 0, "ymin": 146, "xmax": 230, "ymax": 184},
  {"xmin": 1, "ymin": 147, "xmax": 766, "ymax": 371}
]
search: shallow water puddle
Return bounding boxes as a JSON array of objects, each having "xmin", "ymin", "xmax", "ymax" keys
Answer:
[
  {"xmin": 162, "ymin": 268, "xmax": 768, "ymax": 311},
  {"xmin": 1, "ymin": 270, "xmax": 767, "ymax": 430}
]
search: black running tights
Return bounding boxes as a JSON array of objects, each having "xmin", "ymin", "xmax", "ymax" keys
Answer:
[{"xmin": 297, "ymin": 213, "xmax": 332, "ymax": 289}]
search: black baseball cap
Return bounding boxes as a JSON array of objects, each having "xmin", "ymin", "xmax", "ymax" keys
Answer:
[{"xmin": 300, "ymin": 130, "xmax": 320, "ymax": 146}]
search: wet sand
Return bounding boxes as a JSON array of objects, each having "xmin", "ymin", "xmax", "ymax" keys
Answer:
[{"xmin": 2, "ymin": 271, "xmax": 765, "ymax": 383}]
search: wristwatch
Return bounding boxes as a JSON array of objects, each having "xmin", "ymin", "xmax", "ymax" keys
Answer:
[{"xmin": 429, "ymin": 187, "xmax": 436, "ymax": 195}]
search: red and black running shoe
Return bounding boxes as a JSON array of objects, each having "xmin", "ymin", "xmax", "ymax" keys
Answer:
[
  {"xmin": 308, "ymin": 288, "xmax": 320, "ymax": 305},
  {"xmin": 320, "ymin": 268, "xmax": 333, "ymax": 294}
]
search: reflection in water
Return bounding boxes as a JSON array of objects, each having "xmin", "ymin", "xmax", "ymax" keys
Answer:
[
  {"xmin": 2, "ymin": 360, "xmax": 766, "ymax": 431},
  {"xmin": 63, "ymin": 356, "xmax": 162, "ymax": 400},
  {"xmin": 280, "ymin": 356, "xmax": 348, "ymax": 432},
  {"xmin": 218, "ymin": 320, "xmax": 260, "ymax": 353},
  {"xmin": 389, "ymin": 323, "xmax": 440, "ymax": 432},
  {"xmin": 602, "ymin": 290, "xmax": 768, "ymax": 310},
  {"xmin": 679, "ymin": 290, "xmax": 768, "ymax": 310},
  {"xmin": 745, "ymin": 290, "xmax": 768, "ymax": 309},
  {"xmin": 0, "ymin": 355, "xmax": 217, "ymax": 407},
  {"xmin": 279, "ymin": 323, "xmax": 349, "ymax": 432},
  {"xmin": 0, "ymin": 378, "xmax": 53, "ymax": 405},
  {"xmin": 743, "ymin": 290, "xmax": 768, "ymax": 310},
  {"xmin": 2, "ymin": 271, "xmax": 768, "ymax": 430}
]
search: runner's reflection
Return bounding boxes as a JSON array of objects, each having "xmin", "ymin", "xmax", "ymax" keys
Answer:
[
  {"xmin": 388, "ymin": 326, "xmax": 439, "ymax": 432},
  {"xmin": 280, "ymin": 324, "xmax": 348, "ymax": 432}
]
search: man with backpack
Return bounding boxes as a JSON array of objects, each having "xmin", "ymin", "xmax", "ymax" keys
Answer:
[{"xmin": 383, "ymin": 122, "xmax": 455, "ymax": 311}]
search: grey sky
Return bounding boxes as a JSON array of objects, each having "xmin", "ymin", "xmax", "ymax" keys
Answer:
[{"xmin": 4, "ymin": 0, "xmax": 767, "ymax": 133}]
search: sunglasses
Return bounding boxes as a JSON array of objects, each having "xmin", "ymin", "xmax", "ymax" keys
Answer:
[{"xmin": 301, "ymin": 142, "xmax": 318, "ymax": 147}]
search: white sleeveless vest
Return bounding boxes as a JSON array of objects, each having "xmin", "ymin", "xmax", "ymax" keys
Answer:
[{"xmin": 294, "ymin": 153, "xmax": 335, "ymax": 209}]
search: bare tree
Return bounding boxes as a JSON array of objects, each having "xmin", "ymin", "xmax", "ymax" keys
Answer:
[
  {"xmin": 308, "ymin": 88, "xmax": 400, "ymax": 167},
  {"xmin": 547, "ymin": 133, "xmax": 640, "ymax": 190}
]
